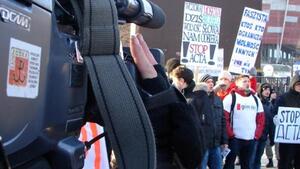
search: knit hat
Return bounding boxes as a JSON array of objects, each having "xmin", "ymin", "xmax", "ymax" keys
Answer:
[
  {"xmin": 199, "ymin": 74, "xmax": 213, "ymax": 82},
  {"xmin": 249, "ymin": 67, "xmax": 257, "ymax": 76},
  {"xmin": 218, "ymin": 71, "xmax": 232, "ymax": 81},
  {"xmin": 193, "ymin": 82, "xmax": 208, "ymax": 92}
]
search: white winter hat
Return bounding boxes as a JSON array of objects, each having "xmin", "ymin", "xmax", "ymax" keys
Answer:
[{"xmin": 218, "ymin": 71, "xmax": 232, "ymax": 81}]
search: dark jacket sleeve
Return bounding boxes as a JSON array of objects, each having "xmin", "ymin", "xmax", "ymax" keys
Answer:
[
  {"xmin": 269, "ymin": 95, "xmax": 285, "ymax": 145},
  {"xmin": 140, "ymin": 64, "xmax": 170, "ymax": 95},
  {"xmin": 170, "ymin": 102, "xmax": 205, "ymax": 169},
  {"xmin": 268, "ymin": 104, "xmax": 276, "ymax": 145}
]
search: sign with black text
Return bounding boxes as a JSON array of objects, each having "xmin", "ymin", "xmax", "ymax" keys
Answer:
[
  {"xmin": 228, "ymin": 7, "xmax": 269, "ymax": 74},
  {"xmin": 181, "ymin": 2, "xmax": 222, "ymax": 76},
  {"xmin": 274, "ymin": 107, "xmax": 300, "ymax": 144}
]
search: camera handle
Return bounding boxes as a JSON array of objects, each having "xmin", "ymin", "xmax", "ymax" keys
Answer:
[{"xmin": 74, "ymin": 0, "xmax": 156, "ymax": 168}]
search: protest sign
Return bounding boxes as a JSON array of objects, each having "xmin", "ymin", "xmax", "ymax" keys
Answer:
[
  {"xmin": 228, "ymin": 7, "xmax": 269, "ymax": 74},
  {"xmin": 274, "ymin": 107, "xmax": 300, "ymax": 144},
  {"xmin": 181, "ymin": 2, "xmax": 222, "ymax": 76}
]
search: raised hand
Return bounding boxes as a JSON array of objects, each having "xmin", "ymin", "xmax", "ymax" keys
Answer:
[{"xmin": 130, "ymin": 35, "xmax": 157, "ymax": 79}]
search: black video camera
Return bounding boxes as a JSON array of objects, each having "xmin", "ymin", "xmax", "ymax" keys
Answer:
[{"xmin": 0, "ymin": 0, "xmax": 165, "ymax": 168}]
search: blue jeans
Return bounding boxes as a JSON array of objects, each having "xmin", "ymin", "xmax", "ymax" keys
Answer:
[
  {"xmin": 201, "ymin": 147, "xmax": 222, "ymax": 169},
  {"xmin": 251, "ymin": 140, "xmax": 266, "ymax": 169},
  {"xmin": 223, "ymin": 138, "xmax": 256, "ymax": 169}
]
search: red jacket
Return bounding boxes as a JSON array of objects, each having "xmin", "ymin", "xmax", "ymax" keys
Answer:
[{"xmin": 250, "ymin": 76, "xmax": 257, "ymax": 92}]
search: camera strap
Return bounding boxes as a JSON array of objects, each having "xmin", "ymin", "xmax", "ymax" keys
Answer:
[{"xmin": 77, "ymin": 0, "xmax": 156, "ymax": 169}]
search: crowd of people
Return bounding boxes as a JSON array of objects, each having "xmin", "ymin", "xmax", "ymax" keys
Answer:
[
  {"xmin": 164, "ymin": 57, "xmax": 300, "ymax": 169},
  {"xmin": 82, "ymin": 34, "xmax": 300, "ymax": 169},
  {"xmin": 129, "ymin": 34, "xmax": 300, "ymax": 169}
]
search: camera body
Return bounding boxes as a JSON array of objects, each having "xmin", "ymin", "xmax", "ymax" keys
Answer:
[
  {"xmin": 0, "ymin": 1, "xmax": 86, "ymax": 168},
  {"xmin": 0, "ymin": 0, "xmax": 165, "ymax": 168}
]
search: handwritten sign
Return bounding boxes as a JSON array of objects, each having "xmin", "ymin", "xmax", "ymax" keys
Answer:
[
  {"xmin": 274, "ymin": 107, "xmax": 300, "ymax": 144},
  {"xmin": 181, "ymin": 2, "xmax": 222, "ymax": 76},
  {"xmin": 228, "ymin": 7, "xmax": 269, "ymax": 74}
]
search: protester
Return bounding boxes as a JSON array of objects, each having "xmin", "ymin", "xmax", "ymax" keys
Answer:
[
  {"xmin": 130, "ymin": 34, "xmax": 204, "ymax": 169},
  {"xmin": 198, "ymin": 74, "xmax": 228, "ymax": 169},
  {"xmin": 251, "ymin": 83, "xmax": 274, "ymax": 169},
  {"xmin": 214, "ymin": 71, "xmax": 235, "ymax": 100},
  {"xmin": 165, "ymin": 58, "xmax": 181, "ymax": 77},
  {"xmin": 184, "ymin": 82, "xmax": 212, "ymax": 165},
  {"xmin": 265, "ymin": 88, "xmax": 279, "ymax": 168},
  {"xmin": 223, "ymin": 74, "xmax": 265, "ymax": 169},
  {"xmin": 272, "ymin": 72, "xmax": 300, "ymax": 169},
  {"xmin": 171, "ymin": 66, "xmax": 194, "ymax": 93}
]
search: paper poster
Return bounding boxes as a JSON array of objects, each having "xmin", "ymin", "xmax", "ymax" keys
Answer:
[
  {"xmin": 7, "ymin": 38, "xmax": 42, "ymax": 99},
  {"xmin": 228, "ymin": 7, "xmax": 269, "ymax": 74},
  {"xmin": 181, "ymin": 2, "xmax": 222, "ymax": 76},
  {"xmin": 274, "ymin": 107, "xmax": 300, "ymax": 144}
]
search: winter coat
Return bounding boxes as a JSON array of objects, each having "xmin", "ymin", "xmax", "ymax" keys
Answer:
[
  {"xmin": 141, "ymin": 65, "xmax": 204, "ymax": 169},
  {"xmin": 208, "ymin": 92, "xmax": 228, "ymax": 147},
  {"xmin": 185, "ymin": 85, "xmax": 213, "ymax": 149},
  {"xmin": 260, "ymin": 98, "xmax": 274, "ymax": 141}
]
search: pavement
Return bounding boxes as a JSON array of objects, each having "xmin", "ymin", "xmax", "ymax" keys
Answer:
[
  {"xmin": 234, "ymin": 154, "xmax": 278, "ymax": 169},
  {"xmin": 234, "ymin": 152, "xmax": 278, "ymax": 169}
]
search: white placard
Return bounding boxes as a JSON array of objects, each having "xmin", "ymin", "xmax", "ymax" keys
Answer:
[
  {"xmin": 274, "ymin": 107, "xmax": 300, "ymax": 144},
  {"xmin": 180, "ymin": 2, "xmax": 222, "ymax": 76},
  {"xmin": 7, "ymin": 38, "xmax": 42, "ymax": 99},
  {"xmin": 228, "ymin": 7, "xmax": 269, "ymax": 74}
]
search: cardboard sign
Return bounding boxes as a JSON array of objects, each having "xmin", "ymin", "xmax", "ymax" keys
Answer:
[
  {"xmin": 228, "ymin": 7, "xmax": 269, "ymax": 74},
  {"xmin": 180, "ymin": 2, "xmax": 222, "ymax": 76},
  {"xmin": 274, "ymin": 107, "xmax": 300, "ymax": 144}
]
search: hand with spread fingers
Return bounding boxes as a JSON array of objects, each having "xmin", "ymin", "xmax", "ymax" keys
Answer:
[{"xmin": 130, "ymin": 34, "xmax": 157, "ymax": 79}]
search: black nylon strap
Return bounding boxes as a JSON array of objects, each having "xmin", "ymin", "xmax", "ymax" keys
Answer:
[
  {"xmin": 230, "ymin": 92, "xmax": 236, "ymax": 127},
  {"xmin": 81, "ymin": 0, "xmax": 119, "ymax": 56},
  {"xmin": 84, "ymin": 132, "xmax": 106, "ymax": 150},
  {"xmin": 81, "ymin": 0, "xmax": 156, "ymax": 168}
]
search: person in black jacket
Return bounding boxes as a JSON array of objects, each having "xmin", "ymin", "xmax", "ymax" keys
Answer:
[
  {"xmin": 273, "ymin": 72, "xmax": 300, "ymax": 169},
  {"xmin": 251, "ymin": 83, "xmax": 274, "ymax": 169},
  {"xmin": 196, "ymin": 74, "xmax": 228, "ymax": 169},
  {"xmin": 130, "ymin": 34, "xmax": 204, "ymax": 169},
  {"xmin": 184, "ymin": 81, "xmax": 213, "ymax": 168}
]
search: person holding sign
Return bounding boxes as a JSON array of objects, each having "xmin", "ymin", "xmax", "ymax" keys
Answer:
[
  {"xmin": 222, "ymin": 74, "xmax": 265, "ymax": 169},
  {"xmin": 272, "ymin": 72, "xmax": 300, "ymax": 169}
]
